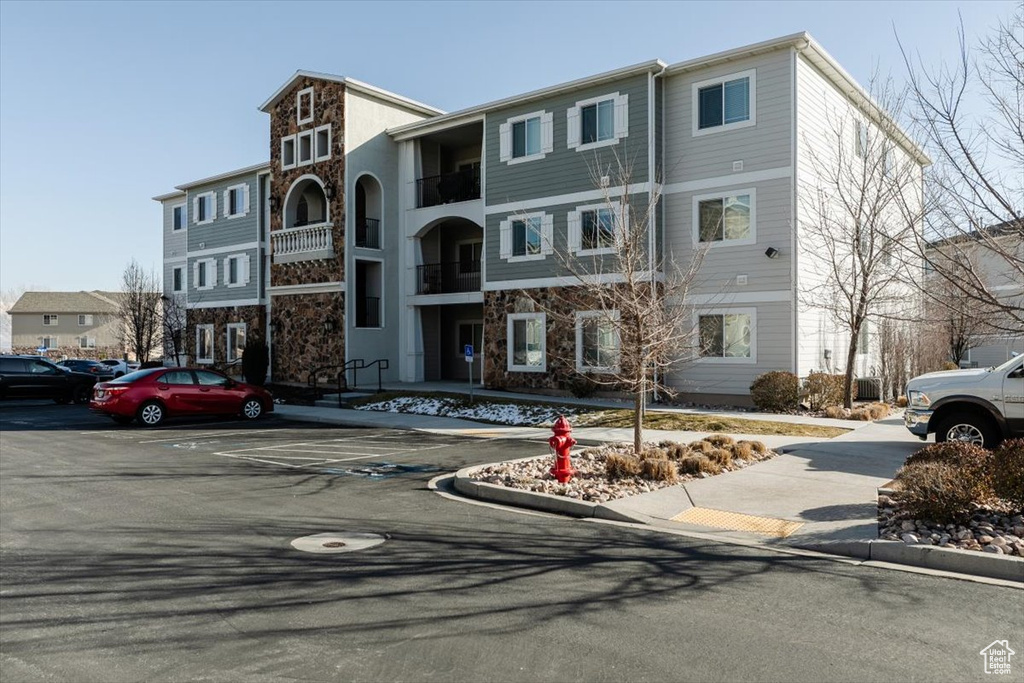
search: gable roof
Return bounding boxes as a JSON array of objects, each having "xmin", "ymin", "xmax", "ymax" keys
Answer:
[
  {"xmin": 9, "ymin": 291, "xmax": 122, "ymax": 314},
  {"xmin": 258, "ymin": 71, "xmax": 444, "ymax": 117}
]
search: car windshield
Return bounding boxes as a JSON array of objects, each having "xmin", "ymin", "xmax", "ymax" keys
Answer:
[
  {"xmin": 109, "ymin": 368, "xmax": 163, "ymax": 384},
  {"xmin": 990, "ymin": 355, "xmax": 1022, "ymax": 373}
]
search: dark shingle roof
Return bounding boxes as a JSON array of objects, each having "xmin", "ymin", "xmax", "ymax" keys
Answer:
[{"xmin": 8, "ymin": 291, "xmax": 121, "ymax": 314}]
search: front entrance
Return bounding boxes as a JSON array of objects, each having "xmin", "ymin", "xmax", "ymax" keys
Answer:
[{"xmin": 420, "ymin": 303, "xmax": 483, "ymax": 382}]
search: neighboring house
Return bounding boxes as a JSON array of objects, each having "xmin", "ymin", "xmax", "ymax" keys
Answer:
[
  {"xmin": 926, "ymin": 223, "xmax": 1024, "ymax": 368},
  {"xmin": 8, "ymin": 291, "xmax": 122, "ymax": 359},
  {"xmin": 155, "ymin": 32, "xmax": 929, "ymax": 404}
]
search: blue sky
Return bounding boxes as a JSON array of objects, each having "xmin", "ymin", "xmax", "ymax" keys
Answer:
[{"xmin": 0, "ymin": 0, "xmax": 1015, "ymax": 293}]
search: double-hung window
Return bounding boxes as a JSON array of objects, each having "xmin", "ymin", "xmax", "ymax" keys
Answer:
[
  {"xmin": 507, "ymin": 313, "xmax": 546, "ymax": 372},
  {"xmin": 226, "ymin": 323, "xmax": 246, "ymax": 362},
  {"xmin": 196, "ymin": 324, "xmax": 214, "ymax": 364},
  {"xmin": 224, "ymin": 184, "xmax": 248, "ymax": 218},
  {"xmin": 694, "ymin": 70, "xmax": 755, "ymax": 134},
  {"xmin": 698, "ymin": 310, "xmax": 755, "ymax": 361},
  {"xmin": 576, "ymin": 311, "xmax": 620, "ymax": 373},
  {"xmin": 499, "ymin": 110, "xmax": 553, "ymax": 164},
  {"xmin": 43, "ymin": 315, "xmax": 57, "ymax": 326},
  {"xmin": 694, "ymin": 190, "xmax": 754, "ymax": 245},
  {"xmin": 569, "ymin": 203, "xmax": 620, "ymax": 254},
  {"xmin": 78, "ymin": 314, "xmax": 93, "ymax": 326},
  {"xmin": 499, "ymin": 213, "xmax": 552, "ymax": 262},
  {"xmin": 568, "ymin": 92, "xmax": 628, "ymax": 150},
  {"xmin": 224, "ymin": 254, "xmax": 249, "ymax": 288},
  {"xmin": 194, "ymin": 259, "xmax": 216, "ymax": 291},
  {"xmin": 194, "ymin": 193, "xmax": 215, "ymax": 224},
  {"xmin": 172, "ymin": 205, "xmax": 185, "ymax": 231},
  {"xmin": 79, "ymin": 336, "xmax": 96, "ymax": 349},
  {"xmin": 173, "ymin": 267, "xmax": 183, "ymax": 292}
]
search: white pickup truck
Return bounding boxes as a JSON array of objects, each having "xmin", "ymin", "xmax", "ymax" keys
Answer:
[{"xmin": 904, "ymin": 354, "xmax": 1024, "ymax": 448}]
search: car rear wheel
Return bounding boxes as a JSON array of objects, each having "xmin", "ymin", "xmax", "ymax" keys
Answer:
[
  {"xmin": 137, "ymin": 401, "xmax": 165, "ymax": 427},
  {"xmin": 241, "ymin": 397, "xmax": 263, "ymax": 420},
  {"xmin": 936, "ymin": 413, "xmax": 999, "ymax": 449},
  {"xmin": 73, "ymin": 384, "xmax": 91, "ymax": 405},
  {"xmin": 111, "ymin": 415, "xmax": 133, "ymax": 425}
]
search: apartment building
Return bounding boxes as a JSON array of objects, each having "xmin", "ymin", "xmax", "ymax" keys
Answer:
[
  {"xmin": 156, "ymin": 32, "xmax": 929, "ymax": 404},
  {"xmin": 9, "ymin": 291, "xmax": 121, "ymax": 358}
]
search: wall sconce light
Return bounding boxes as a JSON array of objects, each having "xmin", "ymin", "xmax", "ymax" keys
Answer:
[
  {"xmin": 764, "ymin": 247, "xmax": 780, "ymax": 259},
  {"xmin": 322, "ymin": 319, "xmax": 336, "ymax": 334},
  {"xmin": 823, "ymin": 349, "xmax": 832, "ymax": 361},
  {"xmin": 324, "ymin": 183, "xmax": 335, "ymax": 201},
  {"xmin": 269, "ymin": 195, "xmax": 278, "ymax": 210}
]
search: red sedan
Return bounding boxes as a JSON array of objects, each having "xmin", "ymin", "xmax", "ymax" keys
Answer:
[{"xmin": 91, "ymin": 367, "xmax": 273, "ymax": 426}]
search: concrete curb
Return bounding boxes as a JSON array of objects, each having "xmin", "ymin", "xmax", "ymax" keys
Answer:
[{"xmin": 453, "ymin": 460, "xmax": 647, "ymax": 525}]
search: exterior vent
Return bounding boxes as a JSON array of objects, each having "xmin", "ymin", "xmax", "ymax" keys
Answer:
[
  {"xmin": 856, "ymin": 377, "xmax": 882, "ymax": 401},
  {"xmin": 732, "ymin": 160, "xmax": 744, "ymax": 172},
  {"xmin": 736, "ymin": 274, "xmax": 748, "ymax": 285}
]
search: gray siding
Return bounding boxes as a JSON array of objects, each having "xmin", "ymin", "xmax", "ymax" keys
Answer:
[
  {"xmin": 484, "ymin": 73, "xmax": 651, "ymax": 205},
  {"xmin": 186, "ymin": 176, "xmax": 260, "ymax": 253},
  {"xmin": 663, "ymin": 50, "xmax": 793, "ymax": 184},
  {"xmin": 485, "ymin": 192, "xmax": 650, "ymax": 283},
  {"xmin": 186, "ymin": 246, "xmax": 261, "ymax": 304}
]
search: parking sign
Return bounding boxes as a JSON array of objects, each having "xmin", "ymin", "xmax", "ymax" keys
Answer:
[{"xmin": 464, "ymin": 344, "xmax": 474, "ymax": 362}]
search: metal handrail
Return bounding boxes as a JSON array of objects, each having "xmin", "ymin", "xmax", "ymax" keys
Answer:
[
  {"xmin": 355, "ymin": 218, "xmax": 381, "ymax": 249},
  {"xmin": 307, "ymin": 357, "xmax": 390, "ymax": 406},
  {"xmin": 416, "ymin": 261, "xmax": 481, "ymax": 294},
  {"xmin": 416, "ymin": 167, "xmax": 480, "ymax": 208}
]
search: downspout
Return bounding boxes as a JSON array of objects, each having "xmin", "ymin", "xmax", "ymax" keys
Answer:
[
  {"xmin": 792, "ymin": 38, "xmax": 810, "ymax": 378},
  {"xmin": 649, "ymin": 64, "xmax": 666, "ymax": 403}
]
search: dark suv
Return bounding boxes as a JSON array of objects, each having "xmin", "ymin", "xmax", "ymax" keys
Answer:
[{"xmin": 0, "ymin": 356, "xmax": 98, "ymax": 404}]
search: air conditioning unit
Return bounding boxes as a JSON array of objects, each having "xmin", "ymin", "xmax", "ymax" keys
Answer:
[{"xmin": 856, "ymin": 377, "xmax": 882, "ymax": 401}]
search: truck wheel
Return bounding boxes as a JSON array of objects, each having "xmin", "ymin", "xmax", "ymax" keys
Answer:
[
  {"xmin": 73, "ymin": 384, "xmax": 92, "ymax": 404},
  {"xmin": 936, "ymin": 414, "xmax": 999, "ymax": 449}
]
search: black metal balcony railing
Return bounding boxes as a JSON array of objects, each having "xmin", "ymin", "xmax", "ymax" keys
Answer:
[
  {"xmin": 356, "ymin": 296, "xmax": 380, "ymax": 328},
  {"xmin": 416, "ymin": 167, "xmax": 481, "ymax": 208},
  {"xmin": 355, "ymin": 218, "xmax": 381, "ymax": 249},
  {"xmin": 416, "ymin": 261, "xmax": 481, "ymax": 294}
]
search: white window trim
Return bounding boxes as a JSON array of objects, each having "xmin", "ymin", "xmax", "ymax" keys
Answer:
[
  {"xmin": 194, "ymin": 258, "xmax": 217, "ymax": 291},
  {"xmin": 499, "ymin": 212, "xmax": 553, "ymax": 263},
  {"xmin": 296, "ymin": 87, "xmax": 314, "ymax": 125},
  {"xmin": 226, "ymin": 322, "xmax": 247, "ymax": 362},
  {"xmin": 78, "ymin": 336, "xmax": 96, "ymax": 349},
  {"xmin": 223, "ymin": 183, "xmax": 250, "ymax": 219},
  {"xmin": 691, "ymin": 68, "xmax": 757, "ymax": 137},
  {"xmin": 40, "ymin": 336, "xmax": 57, "ymax": 348},
  {"xmin": 223, "ymin": 253, "xmax": 251, "ymax": 289},
  {"xmin": 575, "ymin": 310, "xmax": 621, "ymax": 374},
  {"xmin": 314, "ymin": 124, "xmax": 332, "ymax": 162},
  {"xmin": 42, "ymin": 315, "xmax": 57, "ymax": 326},
  {"xmin": 297, "ymin": 130, "xmax": 314, "ymax": 167},
  {"xmin": 569, "ymin": 201, "xmax": 623, "ymax": 256},
  {"xmin": 193, "ymin": 192, "xmax": 216, "ymax": 225},
  {"xmin": 172, "ymin": 266, "xmax": 184, "ymax": 292},
  {"xmin": 78, "ymin": 314, "xmax": 93, "ymax": 326},
  {"xmin": 691, "ymin": 187, "xmax": 757, "ymax": 248},
  {"xmin": 694, "ymin": 307, "xmax": 757, "ymax": 365},
  {"xmin": 171, "ymin": 203, "xmax": 186, "ymax": 231},
  {"xmin": 196, "ymin": 324, "xmax": 214, "ymax": 365},
  {"xmin": 499, "ymin": 110, "xmax": 553, "ymax": 165},
  {"xmin": 569, "ymin": 92, "xmax": 629, "ymax": 152},
  {"xmin": 281, "ymin": 135, "xmax": 297, "ymax": 171},
  {"xmin": 507, "ymin": 312, "xmax": 547, "ymax": 373}
]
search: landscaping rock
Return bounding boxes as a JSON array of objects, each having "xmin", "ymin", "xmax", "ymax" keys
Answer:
[{"xmin": 901, "ymin": 533, "xmax": 920, "ymax": 544}]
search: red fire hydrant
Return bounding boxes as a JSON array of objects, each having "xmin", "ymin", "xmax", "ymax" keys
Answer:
[{"xmin": 549, "ymin": 415, "xmax": 577, "ymax": 483}]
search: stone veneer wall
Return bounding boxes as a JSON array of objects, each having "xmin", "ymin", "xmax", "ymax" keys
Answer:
[
  {"xmin": 186, "ymin": 305, "xmax": 265, "ymax": 370},
  {"xmin": 269, "ymin": 77, "xmax": 346, "ymax": 288},
  {"xmin": 483, "ymin": 288, "xmax": 624, "ymax": 393},
  {"xmin": 269, "ymin": 292, "xmax": 345, "ymax": 384}
]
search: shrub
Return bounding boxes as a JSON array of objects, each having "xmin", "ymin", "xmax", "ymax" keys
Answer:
[
  {"xmin": 640, "ymin": 458, "xmax": 678, "ymax": 482},
  {"xmin": 639, "ymin": 447, "xmax": 668, "ymax": 461},
  {"xmin": 738, "ymin": 440, "xmax": 767, "ymax": 454},
  {"xmin": 824, "ymin": 406, "xmax": 849, "ymax": 419},
  {"xmin": 749, "ymin": 371, "xmax": 801, "ymax": 412},
  {"xmin": 849, "ymin": 408, "xmax": 872, "ymax": 421},
  {"xmin": 866, "ymin": 403, "xmax": 890, "ymax": 420},
  {"xmin": 242, "ymin": 339, "xmax": 270, "ymax": 386},
  {"xmin": 903, "ymin": 441, "xmax": 991, "ymax": 469},
  {"xmin": 605, "ymin": 454, "xmax": 642, "ymax": 479},
  {"xmin": 942, "ymin": 361, "xmax": 959, "ymax": 371},
  {"xmin": 664, "ymin": 444, "xmax": 690, "ymax": 461},
  {"xmin": 803, "ymin": 372, "xmax": 857, "ymax": 410},
  {"xmin": 566, "ymin": 374, "xmax": 599, "ymax": 399},
  {"xmin": 896, "ymin": 396, "xmax": 908, "ymax": 408},
  {"xmin": 732, "ymin": 441, "xmax": 753, "ymax": 460},
  {"xmin": 893, "ymin": 461, "xmax": 990, "ymax": 523},
  {"xmin": 704, "ymin": 434, "xmax": 735, "ymax": 447},
  {"xmin": 992, "ymin": 439, "xmax": 1024, "ymax": 511},
  {"xmin": 678, "ymin": 455, "xmax": 722, "ymax": 476},
  {"xmin": 688, "ymin": 441, "xmax": 715, "ymax": 455},
  {"xmin": 707, "ymin": 448, "xmax": 733, "ymax": 468}
]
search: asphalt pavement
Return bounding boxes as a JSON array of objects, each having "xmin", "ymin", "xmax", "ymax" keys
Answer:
[{"xmin": 1, "ymin": 401, "xmax": 1022, "ymax": 682}]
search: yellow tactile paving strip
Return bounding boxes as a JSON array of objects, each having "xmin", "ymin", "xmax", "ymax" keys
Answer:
[{"xmin": 671, "ymin": 507, "xmax": 804, "ymax": 538}]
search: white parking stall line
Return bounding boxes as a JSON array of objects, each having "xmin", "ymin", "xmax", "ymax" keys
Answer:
[{"xmin": 137, "ymin": 429, "xmax": 279, "ymax": 444}]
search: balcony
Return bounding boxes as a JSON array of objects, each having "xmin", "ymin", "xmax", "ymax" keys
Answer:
[
  {"xmin": 355, "ymin": 218, "xmax": 381, "ymax": 249},
  {"xmin": 416, "ymin": 167, "xmax": 480, "ymax": 208},
  {"xmin": 356, "ymin": 296, "xmax": 380, "ymax": 328},
  {"xmin": 416, "ymin": 261, "xmax": 481, "ymax": 294},
  {"xmin": 272, "ymin": 223, "xmax": 334, "ymax": 264}
]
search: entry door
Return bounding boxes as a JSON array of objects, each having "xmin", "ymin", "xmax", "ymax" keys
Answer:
[{"xmin": 458, "ymin": 321, "xmax": 483, "ymax": 380}]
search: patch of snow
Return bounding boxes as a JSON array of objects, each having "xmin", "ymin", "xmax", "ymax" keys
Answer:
[{"xmin": 355, "ymin": 396, "xmax": 584, "ymax": 426}]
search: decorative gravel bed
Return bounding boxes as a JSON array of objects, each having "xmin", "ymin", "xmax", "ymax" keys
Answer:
[
  {"xmin": 878, "ymin": 496, "xmax": 1024, "ymax": 557},
  {"xmin": 355, "ymin": 395, "xmax": 586, "ymax": 426},
  {"xmin": 471, "ymin": 440, "xmax": 778, "ymax": 504}
]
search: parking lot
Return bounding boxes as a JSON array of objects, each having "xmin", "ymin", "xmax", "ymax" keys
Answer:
[{"xmin": 2, "ymin": 401, "xmax": 1021, "ymax": 683}]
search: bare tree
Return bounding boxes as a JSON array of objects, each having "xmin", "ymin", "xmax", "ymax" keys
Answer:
[
  {"xmin": 799, "ymin": 82, "xmax": 925, "ymax": 408},
  {"xmin": 0, "ymin": 286, "xmax": 27, "ymax": 352},
  {"xmin": 117, "ymin": 260, "xmax": 161, "ymax": 363},
  {"xmin": 519, "ymin": 151, "xmax": 706, "ymax": 453},
  {"xmin": 161, "ymin": 294, "xmax": 187, "ymax": 366},
  {"xmin": 898, "ymin": 11, "xmax": 1024, "ymax": 333}
]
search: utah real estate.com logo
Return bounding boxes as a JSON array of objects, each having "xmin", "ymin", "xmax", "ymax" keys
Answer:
[{"xmin": 980, "ymin": 641, "xmax": 1015, "ymax": 675}]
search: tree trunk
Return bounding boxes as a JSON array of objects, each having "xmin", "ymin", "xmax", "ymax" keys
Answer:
[
  {"xmin": 843, "ymin": 331, "xmax": 859, "ymax": 409},
  {"xmin": 633, "ymin": 391, "xmax": 643, "ymax": 455}
]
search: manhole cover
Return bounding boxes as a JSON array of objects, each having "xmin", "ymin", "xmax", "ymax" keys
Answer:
[{"xmin": 290, "ymin": 532, "xmax": 386, "ymax": 554}]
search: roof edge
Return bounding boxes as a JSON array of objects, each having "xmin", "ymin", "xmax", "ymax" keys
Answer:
[
  {"xmin": 173, "ymin": 162, "xmax": 271, "ymax": 191},
  {"xmin": 388, "ymin": 59, "xmax": 667, "ymax": 139},
  {"xmin": 152, "ymin": 190, "xmax": 186, "ymax": 202},
  {"xmin": 258, "ymin": 70, "xmax": 444, "ymax": 117}
]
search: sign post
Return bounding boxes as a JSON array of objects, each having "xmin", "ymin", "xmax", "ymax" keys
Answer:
[{"xmin": 464, "ymin": 344, "xmax": 474, "ymax": 403}]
